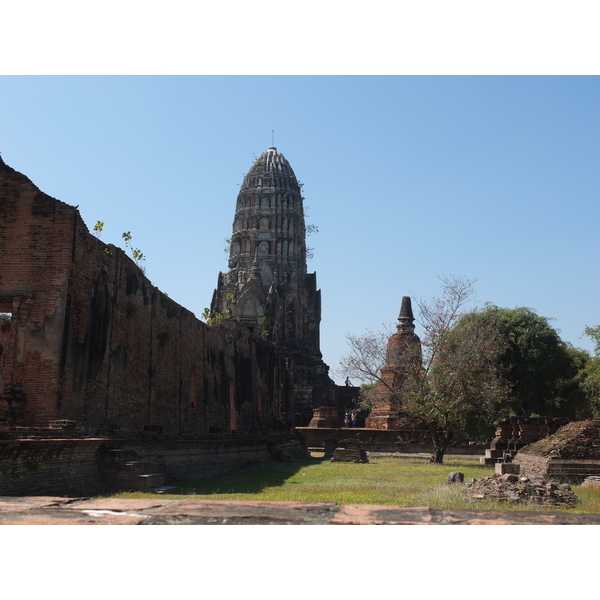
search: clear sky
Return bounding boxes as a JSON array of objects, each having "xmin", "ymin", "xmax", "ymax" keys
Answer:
[
  {"xmin": 1, "ymin": 0, "xmax": 598, "ymax": 579},
  {"xmin": 1, "ymin": 75, "xmax": 598, "ymax": 382}
]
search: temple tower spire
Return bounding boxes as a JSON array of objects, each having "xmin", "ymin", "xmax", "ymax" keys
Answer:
[
  {"xmin": 225, "ymin": 146, "xmax": 307, "ymax": 289},
  {"xmin": 210, "ymin": 146, "xmax": 334, "ymax": 426},
  {"xmin": 210, "ymin": 147, "xmax": 318, "ymax": 352}
]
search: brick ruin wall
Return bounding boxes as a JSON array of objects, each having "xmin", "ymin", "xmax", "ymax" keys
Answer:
[
  {"xmin": 0, "ymin": 159, "xmax": 293, "ymax": 437},
  {"xmin": 0, "ymin": 439, "xmax": 105, "ymax": 496},
  {"xmin": 0, "ymin": 437, "xmax": 304, "ymax": 496},
  {"xmin": 513, "ymin": 453, "xmax": 600, "ymax": 481},
  {"xmin": 296, "ymin": 427, "xmax": 486, "ymax": 456}
]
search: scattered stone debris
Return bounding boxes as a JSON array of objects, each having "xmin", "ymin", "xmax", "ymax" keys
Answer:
[
  {"xmin": 581, "ymin": 476, "xmax": 600, "ymax": 488},
  {"xmin": 448, "ymin": 471, "xmax": 465, "ymax": 484},
  {"xmin": 466, "ymin": 474, "xmax": 578, "ymax": 507}
]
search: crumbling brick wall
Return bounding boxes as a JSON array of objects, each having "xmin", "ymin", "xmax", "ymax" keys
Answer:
[
  {"xmin": 0, "ymin": 157, "xmax": 289, "ymax": 434},
  {"xmin": 0, "ymin": 160, "xmax": 75, "ymax": 426}
]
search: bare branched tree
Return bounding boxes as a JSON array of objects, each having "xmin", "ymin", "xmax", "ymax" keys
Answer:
[
  {"xmin": 337, "ymin": 327, "xmax": 392, "ymax": 384},
  {"xmin": 339, "ymin": 275, "xmax": 511, "ymax": 463}
]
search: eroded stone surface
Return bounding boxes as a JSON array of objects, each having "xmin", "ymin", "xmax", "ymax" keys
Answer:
[{"xmin": 2, "ymin": 496, "xmax": 600, "ymax": 525}]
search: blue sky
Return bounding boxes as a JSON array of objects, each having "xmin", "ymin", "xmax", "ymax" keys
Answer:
[
  {"xmin": 1, "ymin": 1, "xmax": 598, "ymax": 570},
  {"xmin": 1, "ymin": 76, "xmax": 598, "ymax": 382}
]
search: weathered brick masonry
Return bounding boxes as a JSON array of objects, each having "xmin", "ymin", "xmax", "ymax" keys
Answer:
[
  {"xmin": 0, "ymin": 437, "xmax": 303, "ymax": 496},
  {"xmin": 0, "ymin": 156, "xmax": 292, "ymax": 436}
]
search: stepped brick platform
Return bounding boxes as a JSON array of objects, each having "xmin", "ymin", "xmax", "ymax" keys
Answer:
[
  {"xmin": 515, "ymin": 420, "xmax": 600, "ymax": 481},
  {"xmin": 2, "ymin": 496, "xmax": 600, "ymax": 525}
]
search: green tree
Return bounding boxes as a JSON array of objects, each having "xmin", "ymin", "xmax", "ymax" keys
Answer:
[
  {"xmin": 555, "ymin": 344, "xmax": 594, "ymax": 418},
  {"xmin": 581, "ymin": 325, "xmax": 600, "ymax": 416},
  {"xmin": 357, "ymin": 382, "xmax": 377, "ymax": 411},
  {"xmin": 461, "ymin": 305, "xmax": 576, "ymax": 416},
  {"xmin": 584, "ymin": 325, "xmax": 600, "ymax": 355}
]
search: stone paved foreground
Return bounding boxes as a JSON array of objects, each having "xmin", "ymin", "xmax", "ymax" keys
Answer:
[{"xmin": 2, "ymin": 496, "xmax": 600, "ymax": 524}]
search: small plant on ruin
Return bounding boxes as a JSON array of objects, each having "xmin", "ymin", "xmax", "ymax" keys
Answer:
[
  {"xmin": 93, "ymin": 221, "xmax": 143, "ymax": 262},
  {"xmin": 303, "ymin": 201, "xmax": 318, "ymax": 261},
  {"xmin": 260, "ymin": 316, "xmax": 270, "ymax": 339},
  {"xmin": 93, "ymin": 220, "xmax": 104, "ymax": 238},
  {"xmin": 122, "ymin": 231, "xmax": 146, "ymax": 273},
  {"xmin": 224, "ymin": 292, "xmax": 237, "ymax": 318},
  {"xmin": 94, "ymin": 221, "xmax": 113, "ymax": 256},
  {"xmin": 201, "ymin": 293, "xmax": 237, "ymax": 326},
  {"xmin": 201, "ymin": 308, "xmax": 223, "ymax": 326}
]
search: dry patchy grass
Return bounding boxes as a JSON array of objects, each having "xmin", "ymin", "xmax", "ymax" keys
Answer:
[{"xmin": 110, "ymin": 455, "xmax": 600, "ymax": 514}]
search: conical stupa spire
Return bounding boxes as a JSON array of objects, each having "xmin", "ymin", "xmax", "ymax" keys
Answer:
[
  {"xmin": 399, "ymin": 296, "xmax": 414, "ymax": 320},
  {"xmin": 397, "ymin": 296, "xmax": 415, "ymax": 333}
]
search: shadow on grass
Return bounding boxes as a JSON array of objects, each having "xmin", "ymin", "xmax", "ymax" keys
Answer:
[{"xmin": 170, "ymin": 456, "xmax": 329, "ymax": 496}]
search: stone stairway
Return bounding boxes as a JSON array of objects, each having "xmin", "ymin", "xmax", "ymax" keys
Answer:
[
  {"xmin": 98, "ymin": 449, "xmax": 172, "ymax": 493},
  {"xmin": 480, "ymin": 448, "xmax": 507, "ymax": 465},
  {"xmin": 118, "ymin": 460, "xmax": 165, "ymax": 491}
]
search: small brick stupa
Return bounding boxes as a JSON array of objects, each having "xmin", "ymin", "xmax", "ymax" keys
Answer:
[
  {"xmin": 365, "ymin": 297, "xmax": 422, "ymax": 430},
  {"xmin": 515, "ymin": 419, "xmax": 600, "ymax": 480}
]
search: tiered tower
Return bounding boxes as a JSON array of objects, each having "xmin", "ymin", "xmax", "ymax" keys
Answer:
[
  {"xmin": 210, "ymin": 147, "xmax": 332, "ymax": 424},
  {"xmin": 365, "ymin": 297, "xmax": 422, "ymax": 430}
]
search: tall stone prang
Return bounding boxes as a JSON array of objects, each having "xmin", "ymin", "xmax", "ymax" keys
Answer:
[
  {"xmin": 365, "ymin": 296, "xmax": 422, "ymax": 430},
  {"xmin": 210, "ymin": 147, "xmax": 334, "ymax": 425}
]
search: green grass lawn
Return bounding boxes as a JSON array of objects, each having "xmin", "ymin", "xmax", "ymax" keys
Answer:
[{"xmin": 111, "ymin": 455, "xmax": 600, "ymax": 514}]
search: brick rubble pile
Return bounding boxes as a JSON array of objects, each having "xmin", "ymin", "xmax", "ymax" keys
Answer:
[{"xmin": 466, "ymin": 473, "xmax": 578, "ymax": 507}]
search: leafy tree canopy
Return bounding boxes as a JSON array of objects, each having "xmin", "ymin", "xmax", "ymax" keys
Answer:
[
  {"xmin": 458, "ymin": 305, "xmax": 577, "ymax": 416},
  {"xmin": 581, "ymin": 325, "xmax": 600, "ymax": 416},
  {"xmin": 584, "ymin": 325, "xmax": 600, "ymax": 357}
]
